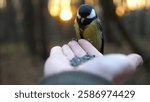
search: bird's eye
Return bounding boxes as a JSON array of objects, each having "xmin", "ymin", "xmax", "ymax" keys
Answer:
[
  {"xmin": 77, "ymin": 12, "xmax": 81, "ymax": 19},
  {"xmin": 86, "ymin": 9, "xmax": 96, "ymax": 19}
]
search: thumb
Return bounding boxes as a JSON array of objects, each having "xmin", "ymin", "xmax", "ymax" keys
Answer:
[{"xmin": 127, "ymin": 53, "xmax": 143, "ymax": 70}]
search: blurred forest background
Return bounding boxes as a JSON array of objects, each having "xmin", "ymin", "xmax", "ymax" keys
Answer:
[{"xmin": 0, "ymin": 0, "xmax": 150, "ymax": 84}]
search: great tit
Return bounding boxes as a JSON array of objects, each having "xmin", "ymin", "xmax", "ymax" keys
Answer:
[{"xmin": 74, "ymin": 4, "xmax": 104, "ymax": 53}]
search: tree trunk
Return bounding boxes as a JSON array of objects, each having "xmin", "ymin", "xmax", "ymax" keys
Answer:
[
  {"xmin": 100, "ymin": 0, "xmax": 150, "ymax": 68},
  {"xmin": 0, "ymin": 38, "xmax": 1, "ymax": 84},
  {"xmin": 139, "ymin": 10, "xmax": 146, "ymax": 37},
  {"xmin": 21, "ymin": 0, "xmax": 37, "ymax": 56},
  {"xmin": 34, "ymin": 0, "xmax": 48, "ymax": 59},
  {"xmin": 39, "ymin": 0, "xmax": 48, "ymax": 59},
  {"xmin": 100, "ymin": 0, "xmax": 122, "ymax": 45}
]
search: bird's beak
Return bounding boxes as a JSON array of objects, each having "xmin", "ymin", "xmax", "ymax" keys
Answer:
[{"xmin": 81, "ymin": 18, "xmax": 85, "ymax": 23}]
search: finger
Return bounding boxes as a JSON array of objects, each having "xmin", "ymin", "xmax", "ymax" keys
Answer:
[
  {"xmin": 46, "ymin": 46, "xmax": 73, "ymax": 76},
  {"xmin": 62, "ymin": 44, "xmax": 75, "ymax": 60},
  {"xmin": 78, "ymin": 39, "xmax": 103, "ymax": 57},
  {"xmin": 50, "ymin": 46, "xmax": 64, "ymax": 58},
  {"xmin": 68, "ymin": 40, "xmax": 86, "ymax": 57},
  {"xmin": 127, "ymin": 54, "xmax": 143, "ymax": 70}
]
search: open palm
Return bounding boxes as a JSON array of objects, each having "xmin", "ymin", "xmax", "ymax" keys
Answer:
[{"xmin": 44, "ymin": 39, "xmax": 143, "ymax": 84}]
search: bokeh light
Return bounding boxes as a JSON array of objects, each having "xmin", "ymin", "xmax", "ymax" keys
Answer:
[
  {"xmin": 48, "ymin": 0, "xmax": 73, "ymax": 21},
  {"xmin": 116, "ymin": 5, "xmax": 125, "ymax": 17},
  {"xmin": 60, "ymin": 9, "xmax": 72, "ymax": 21},
  {"xmin": 60, "ymin": 0, "xmax": 72, "ymax": 21},
  {"xmin": 113, "ymin": 0, "xmax": 150, "ymax": 16},
  {"xmin": 0, "ymin": 0, "xmax": 6, "ymax": 9},
  {"xmin": 48, "ymin": 0, "xmax": 150, "ymax": 19},
  {"xmin": 48, "ymin": 0, "xmax": 61, "ymax": 17},
  {"xmin": 126, "ymin": 0, "xmax": 146, "ymax": 10}
]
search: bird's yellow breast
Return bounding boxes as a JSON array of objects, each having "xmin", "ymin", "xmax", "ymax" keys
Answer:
[{"xmin": 74, "ymin": 19, "xmax": 102, "ymax": 50}]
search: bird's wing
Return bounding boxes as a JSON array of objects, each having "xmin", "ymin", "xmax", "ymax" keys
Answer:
[
  {"xmin": 83, "ymin": 19, "xmax": 102, "ymax": 51},
  {"xmin": 84, "ymin": 19, "xmax": 104, "ymax": 53},
  {"xmin": 95, "ymin": 18, "xmax": 103, "ymax": 38},
  {"xmin": 95, "ymin": 18, "xmax": 104, "ymax": 53}
]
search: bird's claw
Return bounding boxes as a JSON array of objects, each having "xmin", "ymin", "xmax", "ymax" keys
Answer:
[{"xmin": 72, "ymin": 38, "xmax": 78, "ymax": 41}]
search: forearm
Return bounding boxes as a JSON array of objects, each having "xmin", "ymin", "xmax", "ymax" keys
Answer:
[{"xmin": 39, "ymin": 71, "xmax": 112, "ymax": 85}]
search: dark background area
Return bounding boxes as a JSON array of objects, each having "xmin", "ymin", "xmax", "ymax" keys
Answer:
[{"xmin": 0, "ymin": 0, "xmax": 150, "ymax": 84}]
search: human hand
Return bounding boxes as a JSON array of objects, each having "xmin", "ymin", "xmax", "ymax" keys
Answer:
[
  {"xmin": 44, "ymin": 39, "xmax": 143, "ymax": 84},
  {"xmin": 44, "ymin": 46, "xmax": 74, "ymax": 77}
]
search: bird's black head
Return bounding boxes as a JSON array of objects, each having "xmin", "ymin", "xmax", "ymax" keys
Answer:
[{"xmin": 77, "ymin": 4, "xmax": 97, "ymax": 28}]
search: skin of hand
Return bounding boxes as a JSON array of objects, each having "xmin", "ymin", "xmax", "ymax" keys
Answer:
[{"xmin": 44, "ymin": 39, "xmax": 143, "ymax": 84}]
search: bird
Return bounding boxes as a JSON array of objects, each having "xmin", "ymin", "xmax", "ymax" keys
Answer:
[{"xmin": 74, "ymin": 4, "xmax": 104, "ymax": 54}]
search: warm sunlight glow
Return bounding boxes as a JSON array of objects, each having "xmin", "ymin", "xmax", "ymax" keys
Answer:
[
  {"xmin": 145, "ymin": 0, "xmax": 150, "ymax": 8},
  {"xmin": 127, "ymin": 0, "xmax": 146, "ymax": 10},
  {"xmin": 113, "ymin": 0, "xmax": 150, "ymax": 16},
  {"xmin": 60, "ymin": 9, "xmax": 72, "ymax": 21},
  {"xmin": 85, "ymin": 0, "xmax": 94, "ymax": 5},
  {"xmin": 48, "ymin": 0, "xmax": 73, "ymax": 21},
  {"xmin": 0, "ymin": 0, "xmax": 6, "ymax": 9},
  {"xmin": 116, "ymin": 6, "xmax": 125, "ymax": 17},
  {"xmin": 48, "ymin": 0, "xmax": 61, "ymax": 17},
  {"xmin": 60, "ymin": 0, "xmax": 72, "ymax": 21}
]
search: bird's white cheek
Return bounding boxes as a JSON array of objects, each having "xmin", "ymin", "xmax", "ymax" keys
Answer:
[
  {"xmin": 77, "ymin": 12, "xmax": 81, "ymax": 19},
  {"xmin": 87, "ymin": 9, "xmax": 96, "ymax": 19}
]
